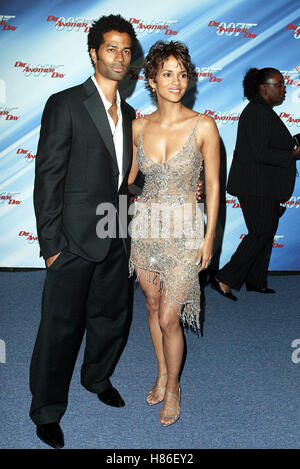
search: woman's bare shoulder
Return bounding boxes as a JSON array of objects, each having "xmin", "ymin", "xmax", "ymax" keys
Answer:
[
  {"xmin": 143, "ymin": 111, "xmax": 158, "ymax": 123},
  {"xmin": 132, "ymin": 116, "xmax": 144, "ymax": 138},
  {"xmin": 182, "ymin": 108, "xmax": 212, "ymax": 128},
  {"xmin": 197, "ymin": 113, "xmax": 218, "ymax": 130},
  {"xmin": 132, "ymin": 116, "xmax": 142, "ymax": 128},
  {"xmin": 133, "ymin": 112, "xmax": 157, "ymax": 127},
  {"xmin": 181, "ymin": 107, "xmax": 198, "ymax": 120}
]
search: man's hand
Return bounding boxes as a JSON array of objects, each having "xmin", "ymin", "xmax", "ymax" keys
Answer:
[
  {"xmin": 196, "ymin": 179, "xmax": 205, "ymax": 200},
  {"xmin": 46, "ymin": 252, "xmax": 61, "ymax": 268}
]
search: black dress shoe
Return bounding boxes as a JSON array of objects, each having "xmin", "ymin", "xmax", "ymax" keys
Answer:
[
  {"xmin": 98, "ymin": 386, "xmax": 125, "ymax": 407},
  {"xmin": 211, "ymin": 277, "xmax": 237, "ymax": 301},
  {"xmin": 246, "ymin": 284, "xmax": 275, "ymax": 293},
  {"xmin": 36, "ymin": 423, "xmax": 64, "ymax": 449}
]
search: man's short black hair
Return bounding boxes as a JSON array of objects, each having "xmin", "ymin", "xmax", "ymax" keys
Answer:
[{"xmin": 88, "ymin": 14, "xmax": 137, "ymax": 65}]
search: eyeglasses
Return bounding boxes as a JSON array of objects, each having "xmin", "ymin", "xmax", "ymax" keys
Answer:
[{"xmin": 262, "ymin": 81, "xmax": 286, "ymax": 88}]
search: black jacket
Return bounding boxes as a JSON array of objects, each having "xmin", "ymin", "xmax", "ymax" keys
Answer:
[
  {"xmin": 227, "ymin": 96, "xmax": 296, "ymax": 202},
  {"xmin": 34, "ymin": 77, "xmax": 136, "ymax": 261}
]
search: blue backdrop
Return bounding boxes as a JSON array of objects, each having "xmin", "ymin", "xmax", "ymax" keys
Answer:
[{"xmin": 0, "ymin": 0, "xmax": 299, "ymax": 268}]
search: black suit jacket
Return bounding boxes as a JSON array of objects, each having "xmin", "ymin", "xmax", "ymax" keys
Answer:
[
  {"xmin": 227, "ymin": 96, "xmax": 296, "ymax": 202},
  {"xmin": 34, "ymin": 77, "xmax": 136, "ymax": 262}
]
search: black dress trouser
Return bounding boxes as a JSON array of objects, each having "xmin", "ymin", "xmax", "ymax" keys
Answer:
[
  {"xmin": 217, "ymin": 196, "xmax": 281, "ymax": 290},
  {"xmin": 29, "ymin": 237, "xmax": 131, "ymax": 425}
]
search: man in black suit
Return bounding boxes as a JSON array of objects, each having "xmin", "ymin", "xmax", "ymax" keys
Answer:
[
  {"xmin": 29, "ymin": 15, "xmax": 138, "ymax": 448},
  {"xmin": 212, "ymin": 68, "xmax": 299, "ymax": 300}
]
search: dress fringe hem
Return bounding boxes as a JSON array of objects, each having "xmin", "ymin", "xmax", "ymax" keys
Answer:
[{"xmin": 129, "ymin": 259, "xmax": 200, "ymax": 331}]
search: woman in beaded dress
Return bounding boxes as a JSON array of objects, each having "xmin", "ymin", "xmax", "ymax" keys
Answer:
[{"xmin": 128, "ymin": 41, "xmax": 220, "ymax": 426}]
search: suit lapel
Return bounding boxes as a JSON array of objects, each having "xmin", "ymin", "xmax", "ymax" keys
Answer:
[
  {"xmin": 121, "ymin": 101, "xmax": 133, "ymax": 181},
  {"xmin": 82, "ymin": 78, "xmax": 119, "ymax": 174}
]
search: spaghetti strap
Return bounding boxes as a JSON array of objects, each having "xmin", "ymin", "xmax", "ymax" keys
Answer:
[
  {"xmin": 137, "ymin": 116, "xmax": 145, "ymax": 145},
  {"xmin": 191, "ymin": 113, "xmax": 201, "ymax": 135},
  {"xmin": 140, "ymin": 116, "xmax": 145, "ymax": 137}
]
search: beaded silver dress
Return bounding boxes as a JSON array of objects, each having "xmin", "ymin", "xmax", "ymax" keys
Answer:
[{"xmin": 129, "ymin": 116, "xmax": 204, "ymax": 329}]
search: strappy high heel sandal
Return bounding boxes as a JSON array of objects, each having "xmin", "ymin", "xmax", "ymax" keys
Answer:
[
  {"xmin": 160, "ymin": 386, "xmax": 181, "ymax": 427},
  {"xmin": 146, "ymin": 373, "xmax": 167, "ymax": 406}
]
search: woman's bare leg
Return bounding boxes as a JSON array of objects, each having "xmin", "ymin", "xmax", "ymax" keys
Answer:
[
  {"xmin": 136, "ymin": 268, "xmax": 167, "ymax": 404},
  {"xmin": 158, "ymin": 293, "xmax": 183, "ymax": 425}
]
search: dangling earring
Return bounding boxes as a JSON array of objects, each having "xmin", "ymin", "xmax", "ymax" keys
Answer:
[{"xmin": 152, "ymin": 88, "xmax": 155, "ymax": 93}]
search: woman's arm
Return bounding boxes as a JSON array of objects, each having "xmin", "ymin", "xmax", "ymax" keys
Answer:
[
  {"xmin": 196, "ymin": 116, "xmax": 220, "ymax": 271},
  {"xmin": 128, "ymin": 119, "xmax": 140, "ymax": 185}
]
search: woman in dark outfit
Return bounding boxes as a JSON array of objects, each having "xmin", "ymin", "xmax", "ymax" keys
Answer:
[{"xmin": 212, "ymin": 67, "xmax": 300, "ymax": 300}]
